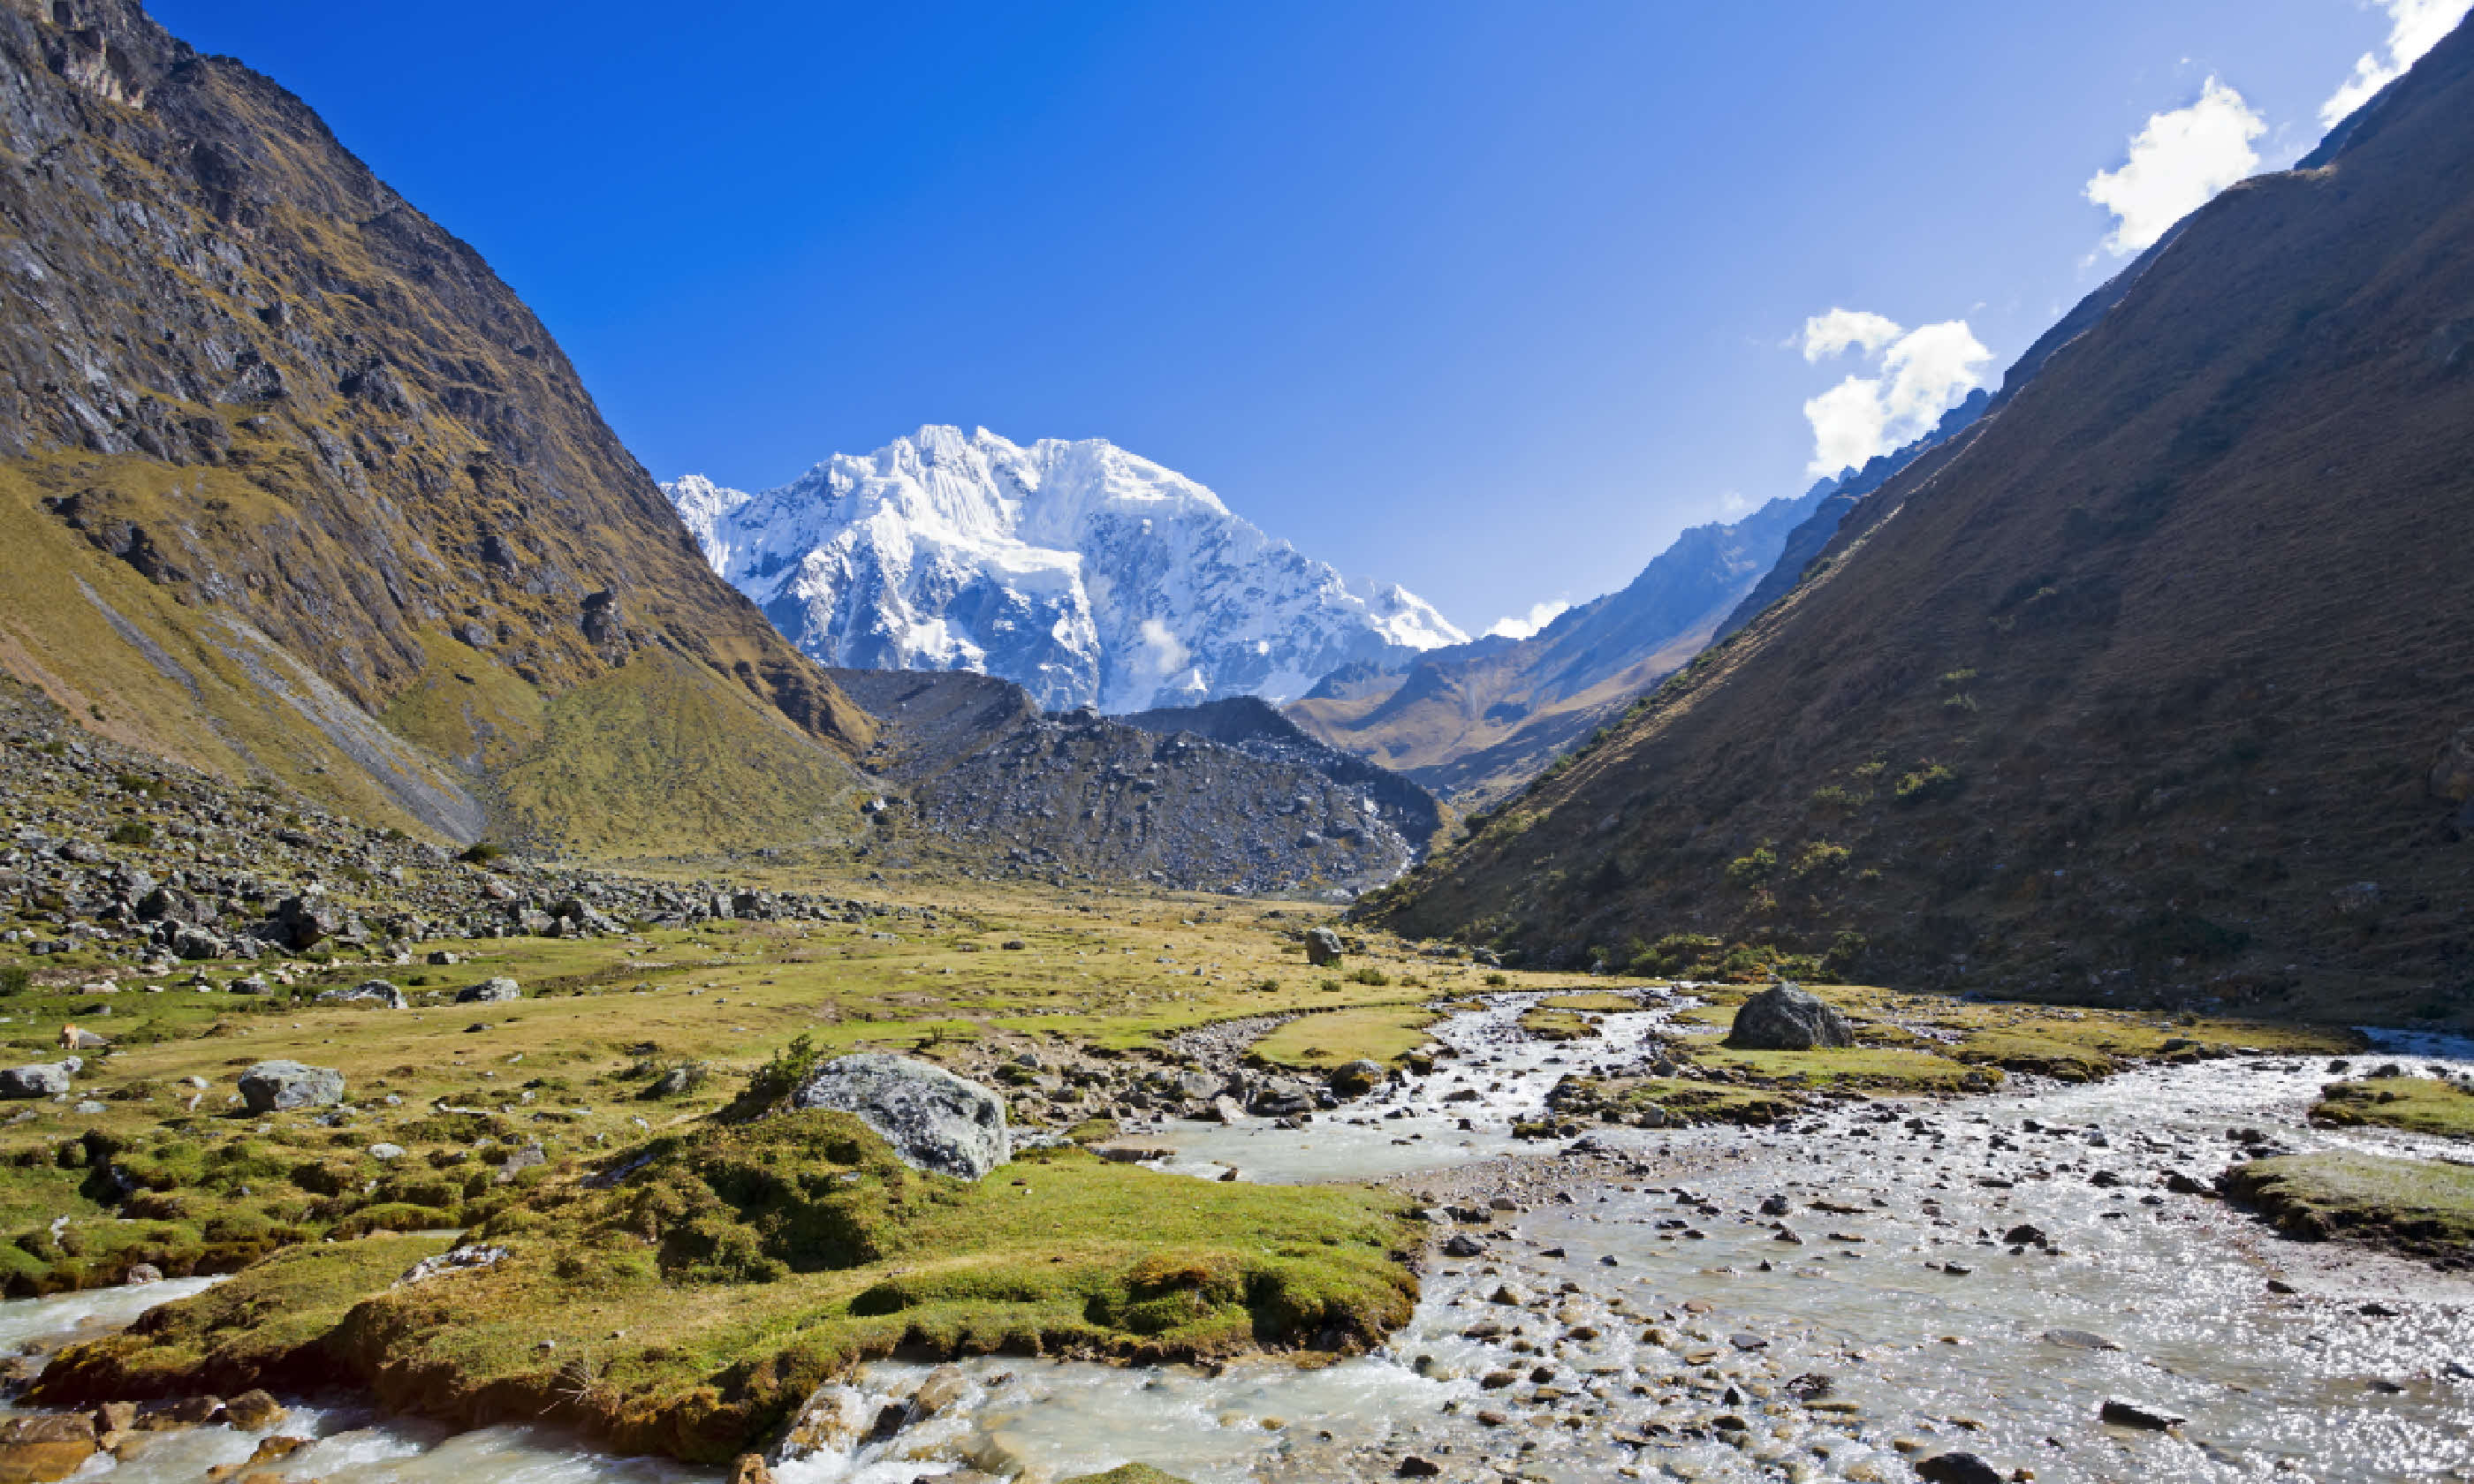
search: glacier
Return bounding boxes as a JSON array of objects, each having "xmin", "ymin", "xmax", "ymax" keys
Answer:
[{"xmin": 664, "ymin": 426, "xmax": 1464, "ymax": 712}]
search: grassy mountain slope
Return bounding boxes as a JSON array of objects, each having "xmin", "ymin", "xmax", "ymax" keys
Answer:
[
  {"xmin": 0, "ymin": 0, "xmax": 870, "ymax": 848},
  {"xmin": 1369, "ymin": 23, "xmax": 2474, "ymax": 1027}
]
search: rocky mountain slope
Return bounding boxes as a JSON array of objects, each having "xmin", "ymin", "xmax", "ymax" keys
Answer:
[
  {"xmin": 665, "ymin": 426, "xmax": 1463, "ymax": 713},
  {"xmin": 1119, "ymin": 694, "xmax": 1442, "ymax": 851},
  {"xmin": 1366, "ymin": 20, "xmax": 2474, "ymax": 1027},
  {"xmin": 826, "ymin": 669, "xmax": 1423, "ymax": 896},
  {"xmin": 0, "ymin": 0, "xmax": 874, "ymax": 854}
]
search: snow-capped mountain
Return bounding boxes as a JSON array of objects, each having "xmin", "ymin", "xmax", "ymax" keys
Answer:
[{"xmin": 664, "ymin": 426, "xmax": 1465, "ymax": 712}]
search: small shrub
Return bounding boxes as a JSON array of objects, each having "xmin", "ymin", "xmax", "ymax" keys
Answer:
[
  {"xmin": 107, "ymin": 822, "xmax": 154, "ymax": 846},
  {"xmin": 1851, "ymin": 759, "xmax": 1886, "ymax": 779},
  {"xmin": 0, "ymin": 967, "xmax": 27, "ymax": 996},
  {"xmin": 459, "ymin": 842, "xmax": 504, "ymax": 865},
  {"xmin": 745, "ymin": 1034, "xmax": 819, "ymax": 1105},
  {"xmin": 1893, "ymin": 763, "xmax": 1960, "ymax": 804},
  {"xmin": 1809, "ymin": 784, "xmax": 1869, "ymax": 811},
  {"xmin": 114, "ymin": 775, "xmax": 168, "ymax": 799},
  {"xmin": 1725, "ymin": 844, "xmax": 1778, "ymax": 886},
  {"xmin": 1792, "ymin": 841, "xmax": 1850, "ymax": 876},
  {"xmin": 1822, "ymin": 930, "xmax": 1868, "ymax": 977},
  {"xmin": 1483, "ymin": 972, "xmax": 1508, "ymax": 988},
  {"xmin": 1347, "ymin": 966, "xmax": 1391, "ymax": 987}
]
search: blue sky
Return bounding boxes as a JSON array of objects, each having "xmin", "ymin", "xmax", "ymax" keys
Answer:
[{"xmin": 155, "ymin": 1, "xmax": 2455, "ymax": 636}]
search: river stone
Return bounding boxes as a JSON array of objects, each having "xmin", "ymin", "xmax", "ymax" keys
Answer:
[
  {"xmin": 1304, "ymin": 926, "xmax": 1344, "ymax": 965},
  {"xmin": 0, "ymin": 1062, "xmax": 74, "ymax": 1099},
  {"xmin": 788, "ymin": 1054, "xmax": 1009, "ymax": 1180},
  {"xmin": 0, "ymin": 1412, "xmax": 95, "ymax": 1480},
  {"xmin": 1914, "ymin": 1454, "xmax": 2004, "ymax": 1484},
  {"xmin": 457, "ymin": 977, "xmax": 521, "ymax": 1003},
  {"xmin": 1725, "ymin": 983, "xmax": 1854, "ymax": 1050},
  {"xmin": 237, "ymin": 1060, "xmax": 344, "ymax": 1113},
  {"xmin": 911, "ymin": 1365, "xmax": 969, "ymax": 1416},
  {"xmin": 223, "ymin": 1389, "xmax": 286, "ymax": 1429},
  {"xmin": 2099, "ymin": 1397, "xmax": 2184, "ymax": 1430}
]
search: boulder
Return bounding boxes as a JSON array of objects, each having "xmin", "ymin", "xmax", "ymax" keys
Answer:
[
  {"xmin": 0, "ymin": 1413, "xmax": 95, "ymax": 1481},
  {"xmin": 1724, "ymin": 983, "xmax": 1854, "ymax": 1051},
  {"xmin": 1304, "ymin": 926, "xmax": 1344, "ymax": 966},
  {"xmin": 0, "ymin": 1063, "xmax": 75, "ymax": 1100},
  {"xmin": 171, "ymin": 926, "xmax": 225, "ymax": 961},
  {"xmin": 1248, "ymin": 1080, "xmax": 1317, "ymax": 1117},
  {"xmin": 317, "ymin": 980, "xmax": 406, "ymax": 1010},
  {"xmin": 273, "ymin": 892, "xmax": 344, "ymax": 950},
  {"xmin": 787, "ymin": 1054, "xmax": 1009, "ymax": 1180},
  {"xmin": 237, "ymin": 1060, "xmax": 344, "ymax": 1113},
  {"xmin": 456, "ymin": 977, "xmax": 521, "ymax": 1003},
  {"xmin": 1327, "ymin": 1059, "xmax": 1386, "ymax": 1097}
]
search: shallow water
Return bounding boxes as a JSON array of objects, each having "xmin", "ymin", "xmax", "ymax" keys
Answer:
[{"xmin": 6, "ymin": 1003, "xmax": 2469, "ymax": 1483}]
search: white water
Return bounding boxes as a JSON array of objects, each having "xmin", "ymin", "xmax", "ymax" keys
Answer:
[{"xmin": 5, "ymin": 1001, "xmax": 2470, "ymax": 1483}]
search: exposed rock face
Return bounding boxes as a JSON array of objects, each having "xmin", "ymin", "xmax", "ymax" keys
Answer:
[
  {"xmin": 0, "ymin": 0, "xmax": 869, "ymax": 849},
  {"xmin": 0, "ymin": 1062, "xmax": 75, "ymax": 1099},
  {"xmin": 455, "ymin": 977, "xmax": 521, "ymax": 1003},
  {"xmin": 1726, "ymin": 985, "xmax": 1854, "ymax": 1051},
  {"xmin": 1371, "ymin": 19, "xmax": 2474, "ymax": 1017},
  {"xmin": 787, "ymin": 1054, "xmax": 1008, "ymax": 1180},
  {"xmin": 236, "ymin": 1060, "xmax": 343, "ymax": 1113},
  {"xmin": 665, "ymin": 427, "xmax": 1461, "ymax": 713}
]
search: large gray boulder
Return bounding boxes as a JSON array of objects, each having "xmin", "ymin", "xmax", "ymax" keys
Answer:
[
  {"xmin": 1304, "ymin": 926, "xmax": 1344, "ymax": 966},
  {"xmin": 238, "ymin": 1060, "xmax": 345, "ymax": 1113},
  {"xmin": 1725, "ymin": 983, "xmax": 1855, "ymax": 1051},
  {"xmin": 787, "ymin": 1054, "xmax": 1008, "ymax": 1180},
  {"xmin": 0, "ymin": 1061, "xmax": 77, "ymax": 1099},
  {"xmin": 456, "ymin": 977, "xmax": 521, "ymax": 1003},
  {"xmin": 318, "ymin": 980, "xmax": 406, "ymax": 1010}
]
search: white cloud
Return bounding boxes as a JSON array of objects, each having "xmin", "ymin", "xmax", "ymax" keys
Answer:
[
  {"xmin": 2321, "ymin": 0, "xmax": 2471, "ymax": 126},
  {"xmin": 1484, "ymin": 600, "xmax": 1569, "ymax": 640},
  {"xmin": 1798, "ymin": 315, "xmax": 1992, "ymax": 476},
  {"xmin": 1797, "ymin": 308, "xmax": 1903, "ymax": 363},
  {"xmin": 1127, "ymin": 617, "xmax": 1192, "ymax": 685},
  {"xmin": 2084, "ymin": 77, "xmax": 2265, "ymax": 256}
]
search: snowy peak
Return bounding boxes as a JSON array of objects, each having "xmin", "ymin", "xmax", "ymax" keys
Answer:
[{"xmin": 664, "ymin": 427, "xmax": 1463, "ymax": 713}]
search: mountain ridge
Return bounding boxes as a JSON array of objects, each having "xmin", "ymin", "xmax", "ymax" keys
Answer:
[{"xmin": 0, "ymin": 0, "xmax": 876, "ymax": 853}]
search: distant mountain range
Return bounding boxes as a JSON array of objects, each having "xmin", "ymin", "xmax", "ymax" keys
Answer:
[
  {"xmin": 1286, "ymin": 394, "xmax": 1987, "ymax": 807},
  {"xmin": 665, "ymin": 427, "xmax": 1463, "ymax": 714}
]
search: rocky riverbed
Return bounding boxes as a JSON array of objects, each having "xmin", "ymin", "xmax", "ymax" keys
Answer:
[{"xmin": 0, "ymin": 995, "xmax": 2463, "ymax": 1483}]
